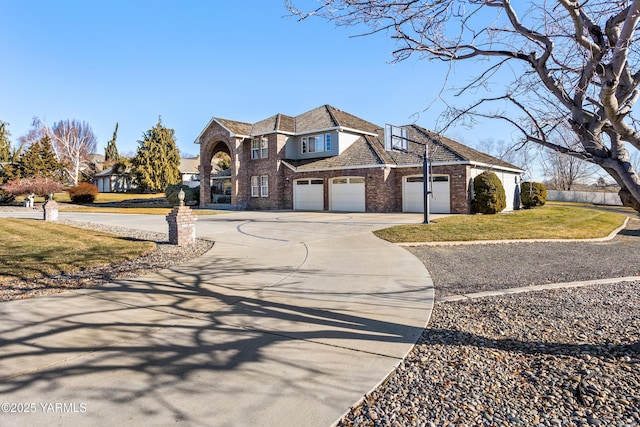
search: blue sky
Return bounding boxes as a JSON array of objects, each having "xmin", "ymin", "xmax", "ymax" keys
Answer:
[{"xmin": 1, "ymin": 1, "xmax": 513, "ymax": 159}]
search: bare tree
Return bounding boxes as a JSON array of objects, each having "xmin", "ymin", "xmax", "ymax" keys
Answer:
[
  {"xmin": 49, "ymin": 119, "xmax": 98, "ymax": 186},
  {"xmin": 287, "ymin": 1, "xmax": 640, "ymax": 211},
  {"xmin": 543, "ymin": 150, "xmax": 595, "ymax": 190},
  {"xmin": 18, "ymin": 117, "xmax": 47, "ymax": 155}
]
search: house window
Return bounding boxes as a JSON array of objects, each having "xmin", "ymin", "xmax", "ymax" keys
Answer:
[
  {"xmin": 251, "ymin": 140, "xmax": 260, "ymax": 159},
  {"xmin": 260, "ymin": 175, "xmax": 268, "ymax": 197},
  {"xmin": 251, "ymin": 176, "xmax": 260, "ymax": 197},
  {"xmin": 260, "ymin": 137, "xmax": 268, "ymax": 158},
  {"xmin": 252, "ymin": 137, "xmax": 268, "ymax": 159},
  {"xmin": 302, "ymin": 134, "xmax": 330, "ymax": 154}
]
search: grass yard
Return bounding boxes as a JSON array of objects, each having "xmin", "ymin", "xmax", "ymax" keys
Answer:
[
  {"xmin": 17, "ymin": 192, "xmax": 166, "ymax": 204},
  {"xmin": 374, "ymin": 205, "xmax": 628, "ymax": 243},
  {"xmin": 15, "ymin": 192, "xmax": 226, "ymax": 215},
  {"xmin": 0, "ymin": 218, "xmax": 156, "ymax": 282},
  {"xmin": 61, "ymin": 206, "xmax": 225, "ymax": 215}
]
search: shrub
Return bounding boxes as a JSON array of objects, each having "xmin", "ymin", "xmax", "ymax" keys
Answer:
[
  {"xmin": 1, "ymin": 177, "xmax": 64, "ymax": 198},
  {"xmin": 68, "ymin": 182, "xmax": 99, "ymax": 203},
  {"xmin": 0, "ymin": 189, "xmax": 15, "ymax": 204},
  {"xmin": 473, "ymin": 171, "xmax": 507, "ymax": 214},
  {"xmin": 165, "ymin": 184, "xmax": 200, "ymax": 206},
  {"xmin": 520, "ymin": 181, "xmax": 547, "ymax": 208}
]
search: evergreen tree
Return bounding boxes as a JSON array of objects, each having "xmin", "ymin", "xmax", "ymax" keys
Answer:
[
  {"xmin": 9, "ymin": 134, "xmax": 64, "ymax": 181},
  {"xmin": 131, "ymin": 118, "xmax": 180, "ymax": 192},
  {"xmin": 104, "ymin": 122, "xmax": 120, "ymax": 163},
  {"xmin": 0, "ymin": 120, "xmax": 11, "ymax": 163}
]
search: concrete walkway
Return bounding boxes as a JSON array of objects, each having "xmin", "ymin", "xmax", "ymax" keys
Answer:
[{"xmin": 0, "ymin": 211, "xmax": 434, "ymax": 427}]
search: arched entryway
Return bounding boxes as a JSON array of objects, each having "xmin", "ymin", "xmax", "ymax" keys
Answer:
[{"xmin": 197, "ymin": 118, "xmax": 245, "ymax": 208}]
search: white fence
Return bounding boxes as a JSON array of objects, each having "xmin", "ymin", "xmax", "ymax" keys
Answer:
[{"xmin": 547, "ymin": 190, "xmax": 622, "ymax": 206}]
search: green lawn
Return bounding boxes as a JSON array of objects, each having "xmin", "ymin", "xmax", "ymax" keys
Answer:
[
  {"xmin": 16, "ymin": 191, "xmax": 226, "ymax": 215},
  {"xmin": 18, "ymin": 192, "xmax": 166, "ymax": 204},
  {"xmin": 0, "ymin": 218, "xmax": 156, "ymax": 282},
  {"xmin": 62, "ymin": 206, "xmax": 226, "ymax": 215},
  {"xmin": 374, "ymin": 205, "xmax": 627, "ymax": 243}
]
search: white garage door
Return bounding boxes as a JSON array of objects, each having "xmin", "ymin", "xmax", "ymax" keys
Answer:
[
  {"xmin": 330, "ymin": 177, "xmax": 365, "ymax": 212},
  {"xmin": 294, "ymin": 179, "xmax": 324, "ymax": 210},
  {"xmin": 403, "ymin": 175, "xmax": 451, "ymax": 214}
]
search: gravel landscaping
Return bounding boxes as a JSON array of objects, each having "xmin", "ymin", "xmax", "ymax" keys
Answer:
[
  {"xmin": 407, "ymin": 218, "xmax": 640, "ymax": 298},
  {"xmin": 338, "ymin": 282, "xmax": 640, "ymax": 427},
  {"xmin": 337, "ymin": 217, "xmax": 640, "ymax": 427}
]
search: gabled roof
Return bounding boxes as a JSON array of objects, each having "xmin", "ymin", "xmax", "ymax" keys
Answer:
[
  {"xmin": 179, "ymin": 157, "xmax": 200, "ymax": 174},
  {"xmin": 285, "ymin": 135, "xmax": 384, "ymax": 170},
  {"xmin": 200, "ymin": 105, "xmax": 380, "ymax": 142},
  {"xmin": 400, "ymin": 125, "xmax": 522, "ymax": 170},
  {"xmin": 284, "ymin": 122, "xmax": 523, "ymax": 173},
  {"xmin": 201, "ymin": 105, "xmax": 522, "ymax": 173},
  {"xmin": 251, "ymin": 113, "xmax": 296, "ymax": 135},
  {"xmin": 213, "ymin": 118, "xmax": 252, "ymax": 137},
  {"xmin": 294, "ymin": 105, "xmax": 379, "ymax": 134}
]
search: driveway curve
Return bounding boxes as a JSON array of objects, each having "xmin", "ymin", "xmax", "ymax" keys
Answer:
[{"xmin": 0, "ymin": 210, "xmax": 433, "ymax": 427}]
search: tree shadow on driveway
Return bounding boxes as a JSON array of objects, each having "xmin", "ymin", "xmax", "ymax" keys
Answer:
[{"xmin": 0, "ymin": 254, "xmax": 432, "ymax": 425}]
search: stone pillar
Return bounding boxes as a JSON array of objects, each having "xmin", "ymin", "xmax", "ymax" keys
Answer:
[
  {"xmin": 43, "ymin": 199, "xmax": 59, "ymax": 222},
  {"xmin": 166, "ymin": 189, "xmax": 197, "ymax": 245}
]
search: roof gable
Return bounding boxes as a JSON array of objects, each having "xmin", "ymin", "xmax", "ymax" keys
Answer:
[
  {"xmin": 213, "ymin": 118, "xmax": 252, "ymax": 137},
  {"xmin": 409, "ymin": 125, "xmax": 522, "ymax": 170},
  {"xmin": 293, "ymin": 105, "xmax": 380, "ymax": 134}
]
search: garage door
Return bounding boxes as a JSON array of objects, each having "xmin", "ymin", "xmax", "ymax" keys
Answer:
[
  {"xmin": 330, "ymin": 177, "xmax": 365, "ymax": 212},
  {"xmin": 294, "ymin": 179, "xmax": 324, "ymax": 210},
  {"xmin": 403, "ymin": 175, "xmax": 450, "ymax": 214}
]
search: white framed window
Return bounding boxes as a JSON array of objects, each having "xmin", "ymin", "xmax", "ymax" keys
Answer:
[
  {"xmin": 260, "ymin": 175, "xmax": 268, "ymax": 197},
  {"xmin": 260, "ymin": 137, "xmax": 268, "ymax": 158},
  {"xmin": 251, "ymin": 139, "xmax": 260, "ymax": 159},
  {"xmin": 252, "ymin": 137, "xmax": 268, "ymax": 159},
  {"xmin": 251, "ymin": 176, "xmax": 260, "ymax": 197},
  {"xmin": 302, "ymin": 134, "xmax": 331, "ymax": 154}
]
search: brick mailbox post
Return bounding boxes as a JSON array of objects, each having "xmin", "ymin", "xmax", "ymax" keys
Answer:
[
  {"xmin": 43, "ymin": 196, "xmax": 59, "ymax": 222},
  {"xmin": 166, "ymin": 189, "xmax": 197, "ymax": 245}
]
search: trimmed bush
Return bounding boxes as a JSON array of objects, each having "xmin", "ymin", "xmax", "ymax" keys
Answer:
[
  {"xmin": 520, "ymin": 181, "xmax": 547, "ymax": 208},
  {"xmin": 473, "ymin": 171, "xmax": 507, "ymax": 214},
  {"xmin": 68, "ymin": 183, "xmax": 99, "ymax": 203},
  {"xmin": 166, "ymin": 184, "xmax": 200, "ymax": 206}
]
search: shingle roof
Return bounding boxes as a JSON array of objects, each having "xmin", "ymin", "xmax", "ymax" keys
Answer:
[
  {"xmin": 403, "ymin": 125, "xmax": 522, "ymax": 170},
  {"xmin": 293, "ymin": 105, "xmax": 380, "ymax": 134},
  {"xmin": 250, "ymin": 113, "xmax": 296, "ymax": 134},
  {"xmin": 285, "ymin": 136, "xmax": 384, "ymax": 170},
  {"xmin": 214, "ymin": 118, "xmax": 252, "ymax": 136},
  {"xmin": 179, "ymin": 157, "xmax": 200, "ymax": 174},
  {"xmin": 210, "ymin": 106, "xmax": 521, "ymax": 172},
  {"xmin": 284, "ymin": 123, "xmax": 522, "ymax": 172}
]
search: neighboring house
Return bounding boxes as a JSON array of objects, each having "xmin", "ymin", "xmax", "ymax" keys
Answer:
[
  {"xmin": 195, "ymin": 105, "xmax": 523, "ymax": 213},
  {"xmin": 94, "ymin": 164, "xmax": 135, "ymax": 193},
  {"xmin": 94, "ymin": 157, "xmax": 206, "ymax": 192},
  {"xmin": 179, "ymin": 156, "xmax": 202, "ymax": 188}
]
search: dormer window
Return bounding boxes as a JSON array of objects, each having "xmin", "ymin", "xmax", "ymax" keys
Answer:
[{"xmin": 302, "ymin": 134, "xmax": 331, "ymax": 154}]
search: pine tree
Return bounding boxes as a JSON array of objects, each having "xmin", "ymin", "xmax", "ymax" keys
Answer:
[
  {"xmin": 0, "ymin": 120, "xmax": 11, "ymax": 163},
  {"xmin": 131, "ymin": 118, "xmax": 181, "ymax": 192},
  {"xmin": 12, "ymin": 134, "xmax": 65, "ymax": 181},
  {"xmin": 104, "ymin": 122, "xmax": 120, "ymax": 163}
]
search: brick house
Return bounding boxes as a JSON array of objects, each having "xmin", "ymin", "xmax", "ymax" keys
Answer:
[{"xmin": 195, "ymin": 105, "xmax": 523, "ymax": 214}]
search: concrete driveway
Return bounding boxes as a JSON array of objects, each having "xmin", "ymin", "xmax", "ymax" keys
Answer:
[{"xmin": 0, "ymin": 210, "xmax": 434, "ymax": 427}]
